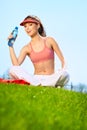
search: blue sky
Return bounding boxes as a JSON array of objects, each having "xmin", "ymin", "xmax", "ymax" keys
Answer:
[{"xmin": 0, "ymin": 0, "xmax": 87, "ymax": 85}]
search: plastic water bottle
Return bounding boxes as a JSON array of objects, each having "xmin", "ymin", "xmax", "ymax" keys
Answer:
[{"xmin": 8, "ymin": 26, "xmax": 18, "ymax": 47}]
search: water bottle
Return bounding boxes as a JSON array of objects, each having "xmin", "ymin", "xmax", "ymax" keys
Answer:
[{"xmin": 8, "ymin": 26, "xmax": 18, "ymax": 47}]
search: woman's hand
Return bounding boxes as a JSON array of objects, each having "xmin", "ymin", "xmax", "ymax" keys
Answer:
[{"xmin": 7, "ymin": 34, "xmax": 13, "ymax": 40}]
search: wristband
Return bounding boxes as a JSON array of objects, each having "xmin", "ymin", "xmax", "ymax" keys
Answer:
[
  {"xmin": 8, "ymin": 38, "xmax": 14, "ymax": 47},
  {"xmin": 8, "ymin": 42, "xmax": 13, "ymax": 47}
]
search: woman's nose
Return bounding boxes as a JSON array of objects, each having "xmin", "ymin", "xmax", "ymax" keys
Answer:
[{"xmin": 25, "ymin": 26, "xmax": 30, "ymax": 31}]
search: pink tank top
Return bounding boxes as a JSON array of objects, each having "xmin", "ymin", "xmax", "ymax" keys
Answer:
[{"xmin": 29, "ymin": 39, "xmax": 54, "ymax": 63}]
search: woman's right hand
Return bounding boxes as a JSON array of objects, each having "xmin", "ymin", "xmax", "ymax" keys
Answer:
[
  {"xmin": 7, "ymin": 34, "xmax": 13, "ymax": 40},
  {"xmin": 7, "ymin": 33, "xmax": 15, "ymax": 47}
]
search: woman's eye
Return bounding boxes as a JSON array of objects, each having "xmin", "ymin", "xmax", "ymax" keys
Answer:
[
  {"xmin": 29, "ymin": 23, "xmax": 33, "ymax": 26},
  {"xmin": 24, "ymin": 25, "xmax": 27, "ymax": 28}
]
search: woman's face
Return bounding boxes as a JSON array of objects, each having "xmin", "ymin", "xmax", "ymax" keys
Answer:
[{"xmin": 24, "ymin": 22, "xmax": 39, "ymax": 37}]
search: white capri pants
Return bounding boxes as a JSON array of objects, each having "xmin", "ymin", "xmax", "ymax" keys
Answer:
[{"xmin": 9, "ymin": 66, "xmax": 69, "ymax": 87}]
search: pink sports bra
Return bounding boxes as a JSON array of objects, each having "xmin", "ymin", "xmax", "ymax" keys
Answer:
[{"xmin": 29, "ymin": 39, "xmax": 54, "ymax": 63}]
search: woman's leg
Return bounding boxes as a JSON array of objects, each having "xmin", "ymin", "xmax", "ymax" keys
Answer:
[
  {"xmin": 37, "ymin": 70, "xmax": 70, "ymax": 87},
  {"xmin": 9, "ymin": 66, "xmax": 41, "ymax": 86},
  {"xmin": 9, "ymin": 66, "xmax": 70, "ymax": 87},
  {"xmin": 54, "ymin": 70, "xmax": 70, "ymax": 87}
]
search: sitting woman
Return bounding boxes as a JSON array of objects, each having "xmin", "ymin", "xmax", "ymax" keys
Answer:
[{"xmin": 8, "ymin": 15, "xmax": 70, "ymax": 87}]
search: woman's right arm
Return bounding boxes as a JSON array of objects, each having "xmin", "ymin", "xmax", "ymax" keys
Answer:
[
  {"xmin": 8, "ymin": 33, "xmax": 29, "ymax": 65},
  {"xmin": 9, "ymin": 45, "xmax": 29, "ymax": 66}
]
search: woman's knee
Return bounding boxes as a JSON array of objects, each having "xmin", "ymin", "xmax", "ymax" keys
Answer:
[{"xmin": 9, "ymin": 66, "xmax": 20, "ymax": 78}]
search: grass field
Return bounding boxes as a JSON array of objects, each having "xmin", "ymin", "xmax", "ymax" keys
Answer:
[{"xmin": 0, "ymin": 83, "xmax": 87, "ymax": 130}]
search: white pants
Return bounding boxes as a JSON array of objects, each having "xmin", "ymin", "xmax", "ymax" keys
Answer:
[{"xmin": 9, "ymin": 66, "xmax": 70, "ymax": 87}]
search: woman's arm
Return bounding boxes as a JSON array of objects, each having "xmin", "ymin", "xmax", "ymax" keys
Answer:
[
  {"xmin": 8, "ymin": 33, "xmax": 29, "ymax": 65},
  {"xmin": 9, "ymin": 45, "xmax": 29, "ymax": 66},
  {"xmin": 48, "ymin": 37, "xmax": 67, "ymax": 69}
]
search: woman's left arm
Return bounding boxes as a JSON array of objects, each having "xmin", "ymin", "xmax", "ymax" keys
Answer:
[{"xmin": 48, "ymin": 37, "xmax": 67, "ymax": 69}]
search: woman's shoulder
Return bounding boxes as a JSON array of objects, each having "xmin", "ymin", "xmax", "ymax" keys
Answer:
[
  {"xmin": 21, "ymin": 42, "xmax": 31, "ymax": 54},
  {"xmin": 45, "ymin": 36, "xmax": 54, "ymax": 40},
  {"xmin": 45, "ymin": 36, "xmax": 57, "ymax": 45}
]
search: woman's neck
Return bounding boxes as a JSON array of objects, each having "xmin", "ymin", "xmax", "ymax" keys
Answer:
[{"xmin": 31, "ymin": 34, "xmax": 43, "ymax": 42}]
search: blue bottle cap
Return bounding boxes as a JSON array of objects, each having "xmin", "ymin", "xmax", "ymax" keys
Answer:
[{"xmin": 15, "ymin": 26, "xmax": 18, "ymax": 29}]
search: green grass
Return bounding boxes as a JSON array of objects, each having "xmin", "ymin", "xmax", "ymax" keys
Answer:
[{"xmin": 0, "ymin": 83, "xmax": 87, "ymax": 130}]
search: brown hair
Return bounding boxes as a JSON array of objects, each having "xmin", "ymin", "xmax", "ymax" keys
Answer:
[{"xmin": 23, "ymin": 15, "xmax": 46, "ymax": 37}]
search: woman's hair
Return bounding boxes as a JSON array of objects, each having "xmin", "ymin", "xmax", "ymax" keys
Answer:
[{"xmin": 24, "ymin": 15, "xmax": 46, "ymax": 37}]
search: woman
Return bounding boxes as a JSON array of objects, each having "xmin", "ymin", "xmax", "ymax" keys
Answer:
[{"xmin": 8, "ymin": 15, "xmax": 70, "ymax": 87}]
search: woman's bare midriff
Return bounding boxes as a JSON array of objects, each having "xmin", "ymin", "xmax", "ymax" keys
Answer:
[{"xmin": 33, "ymin": 59, "xmax": 54, "ymax": 75}]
